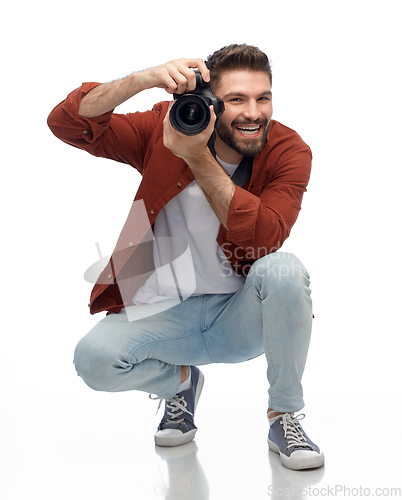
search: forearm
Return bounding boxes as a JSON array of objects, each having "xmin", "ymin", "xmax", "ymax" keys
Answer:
[
  {"xmin": 78, "ymin": 72, "xmax": 149, "ymax": 118},
  {"xmin": 186, "ymin": 149, "xmax": 236, "ymax": 230},
  {"xmin": 78, "ymin": 58, "xmax": 210, "ymax": 119}
]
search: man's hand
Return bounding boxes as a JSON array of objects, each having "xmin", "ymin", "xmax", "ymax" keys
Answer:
[
  {"xmin": 140, "ymin": 58, "xmax": 210, "ymax": 95},
  {"xmin": 163, "ymin": 103, "xmax": 235, "ymax": 230},
  {"xmin": 78, "ymin": 58, "xmax": 209, "ymax": 119},
  {"xmin": 163, "ymin": 104, "xmax": 216, "ymax": 162}
]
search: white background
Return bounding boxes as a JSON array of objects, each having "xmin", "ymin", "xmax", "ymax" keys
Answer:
[{"xmin": 1, "ymin": 0, "xmax": 401, "ymax": 498}]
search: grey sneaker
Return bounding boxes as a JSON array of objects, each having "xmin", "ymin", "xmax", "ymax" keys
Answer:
[
  {"xmin": 268, "ymin": 412, "xmax": 324, "ymax": 470},
  {"xmin": 152, "ymin": 366, "xmax": 204, "ymax": 447}
]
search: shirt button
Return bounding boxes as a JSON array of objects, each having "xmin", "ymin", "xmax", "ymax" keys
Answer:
[
  {"xmin": 177, "ymin": 182, "xmax": 182, "ymax": 188},
  {"xmin": 150, "ymin": 209, "xmax": 155, "ymax": 215},
  {"xmin": 128, "ymin": 242, "xmax": 134, "ymax": 247},
  {"xmin": 108, "ymin": 274, "xmax": 112, "ymax": 280},
  {"xmin": 82, "ymin": 130, "xmax": 88, "ymax": 135}
]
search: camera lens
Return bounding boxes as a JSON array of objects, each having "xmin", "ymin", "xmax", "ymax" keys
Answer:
[
  {"xmin": 170, "ymin": 95, "xmax": 210, "ymax": 136},
  {"xmin": 180, "ymin": 104, "xmax": 201, "ymax": 125}
]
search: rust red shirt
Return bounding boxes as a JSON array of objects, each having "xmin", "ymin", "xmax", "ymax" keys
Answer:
[{"xmin": 48, "ymin": 82, "xmax": 312, "ymax": 315}]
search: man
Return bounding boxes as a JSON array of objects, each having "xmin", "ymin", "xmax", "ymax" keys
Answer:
[{"xmin": 48, "ymin": 44, "xmax": 324, "ymax": 470}]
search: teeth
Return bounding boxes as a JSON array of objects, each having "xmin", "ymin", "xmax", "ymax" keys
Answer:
[{"xmin": 236, "ymin": 126, "xmax": 260, "ymax": 135}]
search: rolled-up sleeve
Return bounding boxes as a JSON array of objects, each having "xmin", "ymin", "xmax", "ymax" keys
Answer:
[
  {"xmin": 47, "ymin": 83, "xmax": 114, "ymax": 146},
  {"xmin": 223, "ymin": 144, "xmax": 312, "ymax": 260},
  {"xmin": 47, "ymin": 84, "xmax": 164, "ymax": 172},
  {"xmin": 226, "ymin": 188, "xmax": 260, "ymax": 242}
]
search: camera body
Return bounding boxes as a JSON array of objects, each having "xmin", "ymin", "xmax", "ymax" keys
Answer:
[{"xmin": 169, "ymin": 70, "xmax": 225, "ymax": 136}]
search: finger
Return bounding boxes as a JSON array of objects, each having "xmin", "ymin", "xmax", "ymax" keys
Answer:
[
  {"xmin": 179, "ymin": 67, "xmax": 197, "ymax": 92},
  {"xmin": 174, "ymin": 73, "xmax": 190, "ymax": 95},
  {"xmin": 168, "ymin": 63, "xmax": 197, "ymax": 94},
  {"xmin": 173, "ymin": 59, "xmax": 210, "ymax": 91},
  {"xmin": 156, "ymin": 72, "xmax": 182, "ymax": 94},
  {"xmin": 208, "ymin": 105, "xmax": 217, "ymax": 129},
  {"xmin": 179, "ymin": 58, "xmax": 210, "ymax": 84},
  {"xmin": 155, "ymin": 63, "xmax": 190, "ymax": 95},
  {"xmin": 164, "ymin": 65, "xmax": 191, "ymax": 95},
  {"xmin": 196, "ymin": 61, "xmax": 210, "ymax": 84},
  {"xmin": 198, "ymin": 105, "xmax": 217, "ymax": 140}
]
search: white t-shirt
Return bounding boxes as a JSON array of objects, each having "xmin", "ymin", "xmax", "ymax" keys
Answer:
[{"xmin": 132, "ymin": 157, "xmax": 246, "ymax": 305}]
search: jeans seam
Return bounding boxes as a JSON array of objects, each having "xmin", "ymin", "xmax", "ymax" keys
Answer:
[
  {"xmin": 201, "ymin": 329, "xmax": 218, "ymax": 363},
  {"xmin": 200, "ymin": 296, "xmax": 218, "ymax": 362},
  {"xmin": 225, "ymin": 282, "xmax": 260, "ymax": 316},
  {"xmin": 261, "ymin": 294, "xmax": 279, "ymax": 387}
]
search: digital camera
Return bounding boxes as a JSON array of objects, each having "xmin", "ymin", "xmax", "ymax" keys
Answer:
[{"xmin": 169, "ymin": 70, "xmax": 225, "ymax": 136}]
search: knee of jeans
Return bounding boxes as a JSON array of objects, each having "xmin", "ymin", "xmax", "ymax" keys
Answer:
[
  {"xmin": 248, "ymin": 252, "xmax": 310, "ymax": 298},
  {"xmin": 73, "ymin": 335, "xmax": 123, "ymax": 391}
]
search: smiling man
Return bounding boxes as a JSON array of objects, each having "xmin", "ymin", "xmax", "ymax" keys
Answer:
[
  {"xmin": 214, "ymin": 71, "xmax": 272, "ymax": 161},
  {"xmin": 48, "ymin": 44, "xmax": 324, "ymax": 471}
]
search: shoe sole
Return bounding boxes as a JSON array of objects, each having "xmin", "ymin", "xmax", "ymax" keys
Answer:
[
  {"xmin": 268, "ymin": 439, "xmax": 325, "ymax": 470},
  {"xmin": 155, "ymin": 369, "xmax": 205, "ymax": 447}
]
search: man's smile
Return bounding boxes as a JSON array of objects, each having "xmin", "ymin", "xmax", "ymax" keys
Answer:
[{"xmin": 234, "ymin": 124, "xmax": 263, "ymax": 137}]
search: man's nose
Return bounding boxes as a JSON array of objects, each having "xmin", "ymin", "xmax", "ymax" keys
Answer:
[{"xmin": 243, "ymin": 100, "xmax": 261, "ymax": 121}]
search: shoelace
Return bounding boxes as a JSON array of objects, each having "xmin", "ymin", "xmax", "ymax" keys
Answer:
[
  {"xmin": 270, "ymin": 413, "xmax": 313, "ymax": 450},
  {"xmin": 149, "ymin": 394, "xmax": 193, "ymax": 425}
]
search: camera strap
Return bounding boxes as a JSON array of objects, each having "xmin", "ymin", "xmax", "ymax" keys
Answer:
[
  {"xmin": 231, "ymin": 156, "xmax": 253, "ymax": 187},
  {"xmin": 207, "ymin": 131, "xmax": 253, "ymax": 188}
]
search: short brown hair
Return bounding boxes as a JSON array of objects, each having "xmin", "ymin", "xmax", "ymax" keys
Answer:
[{"xmin": 205, "ymin": 44, "xmax": 272, "ymax": 89}]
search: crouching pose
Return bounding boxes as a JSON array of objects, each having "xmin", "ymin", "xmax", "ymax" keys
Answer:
[{"xmin": 48, "ymin": 44, "xmax": 324, "ymax": 470}]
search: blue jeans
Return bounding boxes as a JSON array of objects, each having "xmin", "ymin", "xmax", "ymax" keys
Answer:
[{"xmin": 74, "ymin": 252, "xmax": 312, "ymax": 412}]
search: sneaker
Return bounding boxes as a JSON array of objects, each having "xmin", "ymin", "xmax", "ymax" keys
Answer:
[
  {"xmin": 268, "ymin": 412, "xmax": 325, "ymax": 470},
  {"xmin": 152, "ymin": 366, "xmax": 204, "ymax": 447}
]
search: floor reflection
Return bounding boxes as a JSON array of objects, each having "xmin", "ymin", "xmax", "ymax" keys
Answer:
[
  {"xmin": 151, "ymin": 437, "xmax": 326, "ymax": 500},
  {"xmin": 154, "ymin": 442, "xmax": 210, "ymax": 500},
  {"xmin": 267, "ymin": 449, "xmax": 326, "ymax": 499}
]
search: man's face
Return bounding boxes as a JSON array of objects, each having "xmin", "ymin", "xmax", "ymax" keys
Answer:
[{"xmin": 213, "ymin": 70, "xmax": 273, "ymax": 163}]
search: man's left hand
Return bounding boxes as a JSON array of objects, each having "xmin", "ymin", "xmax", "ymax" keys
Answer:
[{"xmin": 163, "ymin": 104, "xmax": 216, "ymax": 163}]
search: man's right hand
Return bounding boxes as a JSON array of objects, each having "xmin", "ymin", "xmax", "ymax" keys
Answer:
[{"xmin": 139, "ymin": 58, "xmax": 210, "ymax": 95}]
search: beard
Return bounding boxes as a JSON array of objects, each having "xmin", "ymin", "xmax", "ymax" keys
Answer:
[{"xmin": 216, "ymin": 118, "xmax": 270, "ymax": 157}]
